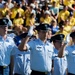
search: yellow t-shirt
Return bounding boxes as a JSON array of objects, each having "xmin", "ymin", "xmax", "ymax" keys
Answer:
[
  {"xmin": 11, "ymin": 8, "xmax": 18, "ymax": 19},
  {"xmin": 24, "ymin": 9, "xmax": 31, "ymax": 19},
  {"xmin": 40, "ymin": 16, "xmax": 52, "ymax": 24},
  {"xmin": 17, "ymin": 8, "xmax": 24, "ymax": 17},
  {"xmin": 63, "ymin": 0, "xmax": 74, "ymax": 7},
  {"xmin": 58, "ymin": 10, "xmax": 70, "ymax": 23},
  {"xmin": 69, "ymin": 17, "xmax": 75, "ymax": 26},
  {"xmin": 13, "ymin": 18, "xmax": 24, "ymax": 26},
  {"xmin": 26, "ymin": 17, "xmax": 35, "ymax": 26},
  {"xmin": 64, "ymin": 25, "xmax": 72, "ymax": 33},
  {"xmin": 2, "ymin": 8, "xmax": 9, "ymax": 16}
]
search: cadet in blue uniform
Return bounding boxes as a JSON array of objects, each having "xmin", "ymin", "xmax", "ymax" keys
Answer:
[
  {"xmin": 13, "ymin": 47, "xmax": 31, "ymax": 75},
  {"xmin": 51, "ymin": 34, "xmax": 67, "ymax": 75},
  {"xmin": 7, "ymin": 26, "xmax": 31, "ymax": 75},
  {"xmin": 58, "ymin": 31, "xmax": 75, "ymax": 75},
  {"xmin": 0, "ymin": 18, "xmax": 16, "ymax": 75},
  {"xmin": 65, "ymin": 31, "xmax": 75, "ymax": 75},
  {"xmin": 18, "ymin": 24, "xmax": 54, "ymax": 75}
]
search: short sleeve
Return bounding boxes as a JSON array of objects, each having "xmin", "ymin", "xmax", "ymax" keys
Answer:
[{"xmin": 26, "ymin": 40, "xmax": 34, "ymax": 50}]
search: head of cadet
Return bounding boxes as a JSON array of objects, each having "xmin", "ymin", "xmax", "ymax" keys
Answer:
[
  {"xmin": 51, "ymin": 34, "xmax": 65, "ymax": 43},
  {"xmin": 0, "ymin": 18, "xmax": 9, "ymax": 27},
  {"xmin": 35, "ymin": 23, "xmax": 51, "ymax": 32},
  {"xmin": 70, "ymin": 31, "xmax": 75, "ymax": 39}
]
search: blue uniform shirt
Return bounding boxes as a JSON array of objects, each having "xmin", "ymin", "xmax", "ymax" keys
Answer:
[
  {"xmin": 13, "ymin": 47, "xmax": 31, "ymax": 75},
  {"xmin": 53, "ymin": 48, "xmax": 67, "ymax": 75},
  {"xmin": 65, "ymin": 45, "xmax": 75, "ymax": 74},
  {"xmin": 0, "ymin": 36, "xmax": 15, "ymax": 66},
  {"xmin": 26, "ymin": 39, "xmax": 54, "ymax": 72}
]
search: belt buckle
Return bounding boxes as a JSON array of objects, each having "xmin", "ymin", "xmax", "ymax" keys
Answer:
[
  {"xmin": 3, "ymin": 66, "xmax": 7, "ymax": 68},
  {"xmin": 45, "ymin": 72, "xmax": 48, "ymax": 74}
]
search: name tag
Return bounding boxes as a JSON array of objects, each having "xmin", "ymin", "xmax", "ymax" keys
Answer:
[{"xmin": 36, "ymin": 45, "xmax": 43, "ymax": 51}]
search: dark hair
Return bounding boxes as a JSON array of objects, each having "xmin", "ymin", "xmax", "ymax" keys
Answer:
[
  {"xmin": 15, "ymin": 12, "xmax": 21, "ymax": 18},
  {"xmin": 29, "ymin": 13, "xmax": 35, "ymax": 18}
]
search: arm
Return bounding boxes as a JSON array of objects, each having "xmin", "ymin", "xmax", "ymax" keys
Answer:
[
  {"xmin": 18, "ymin": 36, "xmax": 30, "ymax": 51},
  {"xmin": 58, "ymin": 43, "xmax": 67, "ymax": 58},
  {"xmin": 68, "ymin": 6, "xmax": 75, "ymax": 11},
  {"xmin": 18, "ymin": 26, "xmax": 34, "ymax": 51}
]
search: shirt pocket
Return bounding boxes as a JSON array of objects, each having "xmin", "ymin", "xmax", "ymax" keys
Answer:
[
  {"xmin": 15, "ymin": 54, "xmax": 24, "ymax": 64},
  {"xmin": 72, "ymin": 52, "xmax": 75, "ymax": 62},
  {"xmin": 48, "ymin": 50, "xmax": 53, "ymax": 58}
]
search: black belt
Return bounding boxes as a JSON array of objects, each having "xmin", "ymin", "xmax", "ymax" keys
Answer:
[
  {"xmin": 0, "ymin": 65, "xmax": 9, "ymax": 75},
  {"xmin": 0, "ymin": 65, "xmax": 8, "ymax": 69},
  {"xmin": 32, "ymin": 70, "xmax": 49, "ymax": 75},
  {"xmin": 14, "ymin": 73, "xmax": 21, "ymax": 75},
  {"xmin": 68, "ymin": 73, "xmax": 75, "ymax": 75}
]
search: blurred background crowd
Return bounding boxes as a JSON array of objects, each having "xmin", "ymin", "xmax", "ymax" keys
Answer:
[{"xmin": 0, "ymin": 0, "xmax": 75, "ymax": 42}]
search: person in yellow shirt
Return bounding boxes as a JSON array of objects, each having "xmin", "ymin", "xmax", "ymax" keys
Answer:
[
  {"xmin": 63, "ymin": 0, "xmax": 75, "ymax": 11},
  {"xmin": 68, "ymin": 13, "xmax": 75, "ymax": 27},
  {"xmin": 2, "ymin": 3, "xmax": 9, "ymax": 17},
  {"xmin": 40, "ymin": 10, "xmax": 55, "ymax": 24},
  {"xmin": 64, "ymin": 19, "xmax": 73, "ymax": 34},
  {"xmin": 17, "ymin": 3, "xmax": 24, "ymax": 17},
  {"xmin": 25, "ymin": 3, "xmax": 36, "ymax": 20},
  {"xmin": 26, "ymin": 13, "xmax": 35, "ymax": 27},
  {"xmin": 24, "ymin": 6, "xmax": 31, "ymax": 20},
  {"xmin": 56, "ymin": 23, "xmax": 68, "ymax": 40},
  {"xmin": 13, "ymin": 12, "xmax": 24, "ymax": 27},
  {"xmin": 58, "ymin": 5, "xmax": 70, "ymax": 23},
  {"xmin": 10, "ymin": 2, "xmax": 18, "ymax": 21}
]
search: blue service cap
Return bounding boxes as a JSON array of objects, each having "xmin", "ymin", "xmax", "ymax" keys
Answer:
[
  {"xmin": 51, "ymin": 34, "xmax": 65, "ymax": 42},
  {"xmin": 70, "ymin": 31, "xmax": 75, "ymax": 38},
  {"xmin": 0, "ymin": 18, "xmax": 9, "ymax": 26},
  {"xmin": 35, "ymin": 23, "xmax": 50, "ymax": 31}
]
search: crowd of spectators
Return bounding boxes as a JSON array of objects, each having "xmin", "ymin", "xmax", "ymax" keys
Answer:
[{"xmin": 0, "ymin": 0, "xmax": 75, "ymax": 40}]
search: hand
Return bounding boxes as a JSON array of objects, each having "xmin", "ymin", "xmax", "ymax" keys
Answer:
[
  {"xmin": 64, "ymin": 34, "xmax": 70, "ymax": 44},
  {"xmin": 27, "ymin": 26, "xmax": 34, "ymax": 37}
]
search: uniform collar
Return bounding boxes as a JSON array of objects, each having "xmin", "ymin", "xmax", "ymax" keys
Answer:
[
  {"xmin": 38, "ymin": 38, "xmax": 49, "ymax": 45},
  {"xmin": 0, "ymin": 35, "xmax": 8, "ymax": 41}
]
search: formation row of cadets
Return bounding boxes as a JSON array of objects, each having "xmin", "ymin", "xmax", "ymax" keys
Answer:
[
  {"xmin": 14, "ymin": 24, "xmax": 75, "ymax": 75},
  {"xmin": 17, "ymin": 23, "xmax": 75, "ymax": 75}
]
